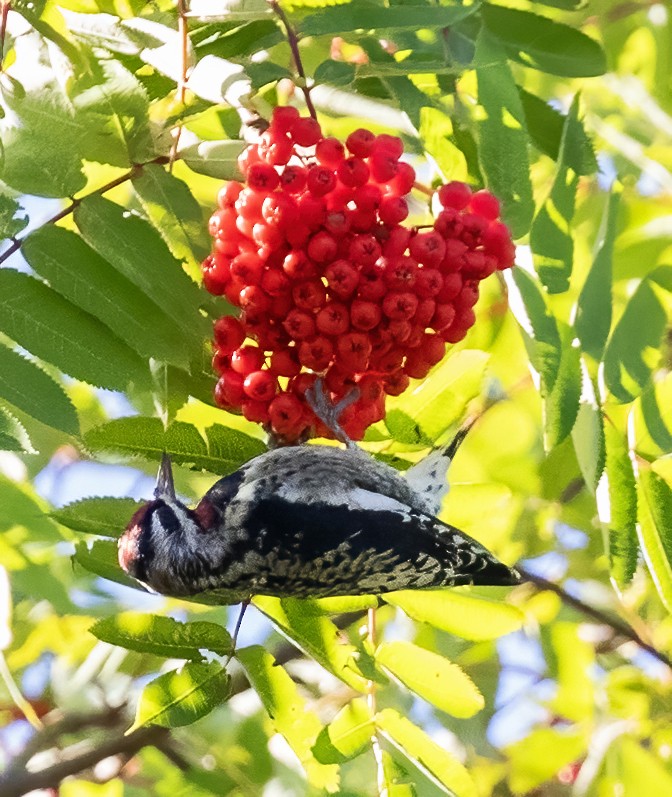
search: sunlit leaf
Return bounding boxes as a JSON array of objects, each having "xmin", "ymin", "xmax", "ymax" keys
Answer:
[
  {"xmin": 129, "ymin": 661, "xmax": 230, "ymax": 730},
  {"xmin": 385, "ymin": 590, "xmax": 523, "ymax": 640},
  {"xmin": 236, "ymin": 645, "xmax": 340, "ymax": 792},
  {"xmin": 637, "ymin": 469, "xmax": 672, "ymax": 611},
  {"xmin": 180, "ymin": 140, "xmax": 246, "ymax": 180},
  {"xmin": 91, "ymin": 613, "xmax": 232, "ymax": 659},
  {"xmin": 376, "ymin": 641, "xmax": 484, "ymax": 718},
  {"xmin": 83, "ymin": 417, "xmax": 266, "ymax": 474},
  {"xmin": 299, "ymin": 4, "xmax": 478, "ymax": 36},
  {"xmin": 376, "ymin": 709, "xmax": 477, "ymax": 797},
  {"xmin": 52, "ymin": 497, "xmax": 143, "ymax": 539},
  {"xmin": 0, "ymin": 407, "xmax": 32, "ymax": 453},
  {"xmin": 313, "ymin": 698, "xmax": 373, "ymax": 764},
  {"xmin": 505, "ymin": 728, "xmax": 587, "ymax": 793},
  {"xmin": 73, "ymin": 539, "xmax": 144, "ymax": 591}
]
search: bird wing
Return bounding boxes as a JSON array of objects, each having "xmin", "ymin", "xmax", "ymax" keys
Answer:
[{"xmin": 216, "ymin": 490, "xmax": 519, "ymax": 598}]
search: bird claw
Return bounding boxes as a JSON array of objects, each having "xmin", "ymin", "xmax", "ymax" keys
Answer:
[{"xmin": 305, "ymin": 377, "xmax": 360, "ymax": 449}]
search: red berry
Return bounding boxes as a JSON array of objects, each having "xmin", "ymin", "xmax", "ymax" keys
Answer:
[
  {"xmin": 346, "ymin": 128, "xmax": 376, "ymax": 157},
  {"xmin": 307, "ymin": 231, "xmax": 338, "ymax": 263},
  {"xmin": 230, "ymin": 252, "xmax": 263, "ymax": 284},
  {"xmin": 307, "ymin": 165, "xmax": 337, "ymax": 197},
  {"xmin": 283, "ymin": 250, "xmax": 317, "ymax": 280},
  {"xmin": 381, "ymin": 225, "xmax": 412, "ymax": 258},
  {"xmin": 403, "ymin": 350, "xmax": 432, "ymax": 380},
  {"xmin": 262, "ymin": 193, "xmax": 299, "ymax": 230},
  {"xmin": 217, "ymin": 181, "xmax": 243, "ymax": 210},
  {"xmin": 419, "ymin": 333, "xmax": 446, "ymax": 366},
  {"xmin": 269, "ymin": 348, "xmax": 301, "ymax": 377},
  {"xmin": 383, "ymin": 370, "xmax": 410, "ymax": 396},
  {"xmin": 213, "ymin": 316, "xmax": 245, "ymax": 353},
  {"xmin": 441, "ymin": 238, "xmax": 468, "ymax": 272},
  {"xmin": 337, "ymin": 157, "xmax": 370, "ymax": 188},
  {"xmin": 290, "ymin": 372, "xmax": 318, "ymax": 398},
  {"xmin": 409, "ymin": 231, "xmax": 446, "ymax": 268},
  {"xmin": 298, "ymin": 336, "xmax": 334, "ymax": 371},
  {"xmin": 269, "ymin": 393, "xmax": 306, "ymax": 436},
  {"xmin": 325, "ymin": 259, "xmax": 359, "ymax": 298},
  {"xmin": 216, "ymin": 369, "xmax": 246, "ymax": 405},
  {"xmin": 353, "ymin": 184, "xmax": 382, "ymax": 212},
  {"xmin": 383, "ymin": 257, "xmax": 418, "ymax": 291},
  {"xmin": 349, "ymin": 234, "xmax": 381, "ymax": 266},
  {"xmin": 415, "ymin": 268, "xmax": 443, "ymax": 299},
  {"xmin": 235, "ymin": 188, "xmax": 265, "ymax": 220},
  {"xmin": 202, "ymin": 255, "xmax": 230, "ymax": 295},
  {"xmin": 373, "ymin": 134, "xmax": 403, "ymax": 160},
  {"xmin": 336, "ymin": 332, "xmax": 372, "ymax": 372},
  {"xmin": 350, "ymin": 299, "xmax": 382, "ymax": 331},
  {"xmin": 231, "ymin": 345, "xmax": 265, "ymax": 375},
  {"xmin": 316, "ymin": 301, "xmax": 350, "ymax": 336},
  {"xmin": 369, "ymin": 152, "xmax": 398, "ymax": 183},
  {"xmin": 280, "ymin": 165, "xmax": 307, "ymax": 194},
  {"xmin": 430, "ymin": 302, "xmax": 457, "ymax": 331},
  {"xmin": 373, "ymin": 346, "xmax": 404, "ymax": 373},
  {"xmin": 414, "ymin": 298, "xmax": 436, "ymax": 327},
  {"xmin": 283, "ymin": 308, "xmax": 317, "ymax": 340},
  {"xmin": 470, "ymin": 189, "xmax": 500, "ymax": 220},
  {"xmin": 260, "ymin": 269, "xmax": 291, "ymax": 297},
  {"xmin": 324, "ymin": 209, "xmax": 350, "ymax": 236},
  {"xmin": 237, "ymin": 144, "xmax": 262, "ymax": 175},
  {"xmin": 388, "ymin": 318, "xmax": 412, "ymax": 343},
  {"xmin": 358, "ymin": 266, "xmax": 387, "ymax": 300},
  {"xmin": 271, "ymin": 106, "xmax": 300, "ymax": 134},
  {"xmin": 247, "ymin": 162, "xmax": 280, "ymax": 192},
  {"xmin": 239, "ymin": 285, "xmax": 271, "ymax": 313},
  {"xmin": 297, "ymin": 194, "xmax": 327, "ymax": 229},
  {"xmin": 388, "ymin": 162, "xmax": 416, "ymax": 195},
  {"xmin": 260, "ymin": 131, "xmax": 293, "ymax": 166},
  {"xmin": 290, "ymin": 116, "xmax": 322, "ymax": 147},
  {"xmin": 242, "ymin": 399, "xmax": 271, "ymax": 424},
  {"xmin": 382, "ymin": 291, "xmax": 419, "ymax": 321},
  {"xmin": 437, "ymin": 181, "xmax": 472, "ymax": 210},
  {"xmin": 379, "ymin": 195, "xmax": 409, "ymax": 225},
  {"xmin": 316, "ymin": 137, "xmax": 345, "ymax": 166},
  {"xmin": 243, "ymin": 370, "xmax": 277, "ymax": 401},
  {"xmin": 293, "ymin": 279, "xmax": 327, "ymax": 311}
]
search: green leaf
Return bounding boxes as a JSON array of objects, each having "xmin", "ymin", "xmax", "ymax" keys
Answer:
[
  {"xmin": 550, "ymin": 622, "xmax": 595, "ymax": 722},
  {"xmin": 376, "ymin": 641, "xmax": 484, "ymax": 718},
  {"xmin": 633, "ymin": 373, "xmax": 672, "ymax": 459},
  {"xmin": 313, "ymin": 698, "xmax": 374, "ymax": 764},
  {"xmin": 74, "ymin": 195, "xmax": 208, "ymax": 347},
  {"xmin": 392, "ymin": 350, "xmax": 489, "ymax": 443},
  {"xmin": 51, "ymin": 497, "xmax": 144, "ymax": 539},
  {"xmin": 385, "ymin": 590, "xmax": 524, "ymax": 640},
  {"xmin": 91, "ymin": 613, "xmax": 232, "ymax": 660},
  {"xmin": 133, "ymin": 164, "xmax": 210, "ymax": 267},
  {"xmin": 518, "ymin": 87, "xmax": 597, "ymax": 175},
  {"xmin": 83, "ymin": 417, "xmax": 266, "ymax": 474},
  {"xmin": 385, "ymin": 409, "xmax": 431, "ymax": 446},
  {"xmin": 475, "ymin": 31, "xmax": 534, "ymax": 238},
  {"xmin": 531, "ymin": 96, "xmax": 581, "ymax": 294},
  {"xmin": 381, "ymin": 750, "xmax": 417, "ymax": 797},
  {"xmin": 576, "ymin": 191, "xmax": 621, "ymax": 361},
  {"xmin": 505, "ymin": 728, "xmax": 587, "ymax": 793},
  {"xmin": 482, "ymin": 5, "xmax": 607, "ymax": 78},
  {"xmin": 73, "ymin": 539, "xmax": 144, "ymax": 591},
  {"xmin": 22, "ymin": 226, "xmax": 192, "ymax": 369},
  {"xmin": 509, "ymin": 270, "xmax": 579, "ymax": 448},
  {"xmin": 0, "ymin": 193, "xmax": 28, "ymax": 238},
  {"xmin": 236, "ymin": 645, "xmax": 340, "ymax": 792},
  {"xmin": 0, "ymin": 270, "xmax": 149, "ymax": 391},
  {"xmin": 376, "ymin": 708, "xmax": 477, "ymax": 797},
  {"xmin": 194, "ymin": 20, "xmax": 283, "ymax": 60},
  {"xmin": 252, "ymin": 596, "xmax": 369, "ymax": 692},
  {"xmin": 616, "ymin": 737, "xmax": 672, "ymax": 793},
  {"xmin": 299, "ymin": 4, "xmax": 479, "ymax": 36},
  {"xmin": 300, "ymin": 595, "xmax": 378, "ymax": 615},
  {"xmin": 637, "ymin": 469, "xmax": 672, "ymax": 611},
  {"xmin": 71, "ymin": 57, "xmax": 155, "ymax": 166},
  {"xmin": 314, "ymin": 59, "xmax": 356, "ymax": 87},
  {"xmin": 0, "ymin": 474, "xmax": 62, "ymax": 541},
  {"xmin": 129, "ymin": 661, "xmax": 230, "ymax": 730},
  {"xmin": 0, "ymin": 344, "xmax": 79, "ymax": 435},
  {"xmin": 603, "ymin": 266, "xmax": 672, "ymax": 403},
  {"xmin": 180, "ymin": 139, "xmax": 246, "ymax": 180},
  {"xmin": 572, "ymin": 398, "xmax": 605, "ymax": 494},
  {"xmin": 0, "ymin": 407, "xmax": 32, "ymax": 453}
]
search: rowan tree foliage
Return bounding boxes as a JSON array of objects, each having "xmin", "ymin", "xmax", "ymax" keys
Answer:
[{"xmin": 1, "ymin": 0, "xmax": 672, "ymax": 795}]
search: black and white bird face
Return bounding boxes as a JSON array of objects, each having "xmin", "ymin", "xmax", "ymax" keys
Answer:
[{"xmin": 118, "ymin": 440, "xmax": 520, "ymax": 601}]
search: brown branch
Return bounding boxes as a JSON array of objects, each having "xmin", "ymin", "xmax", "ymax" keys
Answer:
[
  {"xmin": 0, "ymin": 156, "xmax": 170, "ymax": 266},
  {"xmin": 169, "ymin": 0, "xmax": 190, "ymax": 171},
  {"xmin": 267, "ymin": 0, "xmax": 317, "ymax": 120},
  {"xmin": 0, "ymin": 723, "xmax": 169, "ymax": 797},
  {"xmin": 518, "ymin": 566, "xmax": 672, "ymax": 671}
]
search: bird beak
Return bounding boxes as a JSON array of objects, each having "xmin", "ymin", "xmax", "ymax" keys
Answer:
[{"xmin": 154, "ymin": 452, "xmax": 176, "ymax": 500}]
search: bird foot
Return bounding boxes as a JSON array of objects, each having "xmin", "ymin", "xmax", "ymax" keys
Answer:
[{"xmin": 305, "ymin": 377, "xmax": 360, "ymax": 449}]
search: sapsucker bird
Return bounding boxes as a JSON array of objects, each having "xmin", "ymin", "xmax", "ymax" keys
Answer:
[{"xmin": 118, "ymin": 419, "xmax": 520, "ymax": 602}]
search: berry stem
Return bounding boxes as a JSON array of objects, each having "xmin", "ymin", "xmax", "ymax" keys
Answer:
[
  {"xmin": 0, "ymin": 156, "xmax": 170, "ymax": 266},
  {"xmin": 413, "ymin": 180, "xmax": 434, "ymax": 197},
  {"xmin": 267, "ymin": 0, "xmax": 318, "ymax": 120}
]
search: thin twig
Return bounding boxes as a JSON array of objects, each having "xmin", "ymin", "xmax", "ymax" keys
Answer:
[
  {"xmin": 0, "ymin": 156, "xmax": 169, "ymax": 266},
  {"xmin": 0, "ymin": 1, "xmax": 10, "ymax": 66},
  {"xmin": 267, "ymin": 0, "xmax": 317, "ymax": 119},
  {"xmin": 0, "ymin": 651, "xmax": 44, "ymax": 730},
  {"xmin": 169, "ymin": 0, "xmax": 190, "ymax": 171},
  {"xmin": 518, "ymin": 566, "xmax": 672, "ymax": 671},
  {"xmin": 367, "ymin": 607, "xmax": 386, "ymax": 796}
]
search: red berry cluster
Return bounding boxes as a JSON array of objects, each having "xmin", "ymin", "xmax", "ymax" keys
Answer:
[{"xmin": 202, "ymin": 107, "xmax": 515, "ymax": 442}]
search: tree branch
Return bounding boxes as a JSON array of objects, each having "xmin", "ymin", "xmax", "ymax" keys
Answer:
[
  {"xmin": 0, "ymin": 156, "xmax": 170, "ymax": 267},
  {"xmin": 518, "ymin": 566, "xmax": 672, "ymax": 671},
  {"xmin": 268, "ymin": 0, "xmax": 317, "ymax": 119}
]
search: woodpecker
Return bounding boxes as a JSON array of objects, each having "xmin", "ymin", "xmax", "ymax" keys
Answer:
[{"xmin": 118, "ymin": 406, "xmax": 519, "ymax": 602}]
